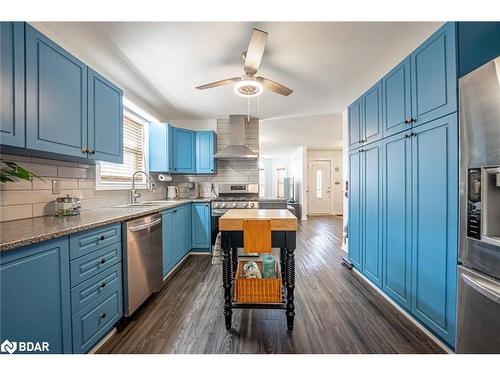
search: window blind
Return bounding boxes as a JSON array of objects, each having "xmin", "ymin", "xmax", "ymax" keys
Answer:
[{"xmin": 100, "ymin": 115, "xmax": 145, "ymax": 183}]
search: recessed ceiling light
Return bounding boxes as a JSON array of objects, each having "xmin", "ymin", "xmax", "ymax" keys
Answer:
[{"xmin": 234, "ymin": 80, "xmax": 263, "ymax": 97}]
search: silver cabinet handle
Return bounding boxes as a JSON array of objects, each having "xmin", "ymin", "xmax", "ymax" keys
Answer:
[
  {"xmin": 462, "ymin": 273, "xmax": 500, "ymax": 304},
  {"xmin": 128, "ymin": 218, "xmax": 162, "ymax": 232}
]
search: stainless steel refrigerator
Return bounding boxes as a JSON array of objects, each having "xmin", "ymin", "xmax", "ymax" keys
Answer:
[{"xmin": 457, "ymin": 56, "xmax": 500, "ymax": 353}]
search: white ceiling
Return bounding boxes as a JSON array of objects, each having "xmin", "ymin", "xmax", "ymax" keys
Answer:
[{"xmin": 33, "ymin": 22, "xmax": 443, "ymax": 121}]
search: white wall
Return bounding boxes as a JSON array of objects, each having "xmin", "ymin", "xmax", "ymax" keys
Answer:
[
  {"xmin": 259, "ymin": 157, "xmax": 291, "ymax": 198},
  {"xmin": 307, "ymin": 149, "xmax": 343, "ymax": 215}
]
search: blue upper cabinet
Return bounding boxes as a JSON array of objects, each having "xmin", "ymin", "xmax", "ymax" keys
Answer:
[
  {"xmin": 173, "ymin": 127, "xmax": 196, "ymax": 173},
  {"xmin": 87, "ymin": 68, "xmax": 123, "ymax": 163},
  {"xmin": 348, "ymin": 97, "xmax": 362, "ymax": 148},
  {"xmin": 25, "ymin": 24, "xmax": 88, "ymax": 158},
  {"xmin": 348, "ymin": 150, "xmax": 362, "ymax": 269},
  {"xmin": 362, "ymin": 81, "xmax": 383, "ymax": 144},
  {"xmin": 196, "ymin": 131, "xmax": 217, "ymax": 174},
  {"xmin": 458, "ymin": 22, "xmax": 500, "ymax": 78},
  {"xmin": 0, "ymin": 22, "xmax": 25, "ymax": 148},
  {"xmin": 0, "ymin": 237, "xmax": 72, "ymax": 354},
  {"xmin": 382, "ymin": 131, "xmax": 412, "ymax": 309},
  {"xmin": 410, "ymin": 113, "xmax": 458, "ymax": 347},
  {"xmin": 192, "ymin": 202, "xmax": 211, "ymax": 251},
  {"xmin": 149, "ymin": 123, "xmax": 174, "ymax": 173},
  {"xmin": 382, "ymin": 57, "xmax": 412, "ymax": 138},
  {"xmin": 361, "ymin": 141, "xmax": 382, "ymax": 287},
  {"xmin": 410, "ymin": 22, "xmax": 457, "ymax": 127}
]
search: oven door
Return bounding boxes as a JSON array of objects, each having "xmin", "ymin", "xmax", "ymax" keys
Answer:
[{"xmin": 457, "ymin": 265, "xmax": 500, "ymax": 353}]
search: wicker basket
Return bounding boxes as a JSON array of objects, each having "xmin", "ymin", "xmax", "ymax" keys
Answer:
[{"xmin": 234, "ymin": 260, "xmax": 282, "ymax": 303}]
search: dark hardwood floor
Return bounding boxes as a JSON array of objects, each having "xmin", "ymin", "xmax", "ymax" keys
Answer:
[{"xmin": 98, "ymin": 216, "xmax": 444, "ymax": 354}]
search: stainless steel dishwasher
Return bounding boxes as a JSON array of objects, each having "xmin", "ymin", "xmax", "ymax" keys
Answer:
[{"xmin": 123, "ymin": 213, "xmax": 163, "ymax": 316}]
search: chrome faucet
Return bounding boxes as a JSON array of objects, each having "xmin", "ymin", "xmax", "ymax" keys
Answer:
[{"xmin": 130, "ymin": 171, "xmax": 152, "ymax": 204}]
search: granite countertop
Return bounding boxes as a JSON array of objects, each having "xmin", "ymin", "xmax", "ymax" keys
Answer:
[{"xmin": 0, "ymin": 198, "xmax": 213, "ymax": 252}]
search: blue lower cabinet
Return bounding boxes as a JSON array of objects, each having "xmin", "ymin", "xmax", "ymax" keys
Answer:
[
  {"xmin": 382, "ymin": 131, "xmax": 412, "ymax": 309},
  {"xmin": 0, "ymin": 22, "xmax": 25, "ymax": 148},
  {"xmin": 173, "ymin": 205, "xmax": 187, "ymax": 262},
  {"xmin": 72, "ymin": 283, "xmax": 123, "ymax": 353},
  {"xmin": 69, "ymin": 223, "xmax": 121, "ymax": 260},
  {"xmin": 162, "ymin": 210, "xmax": 175, "ymax": 276},
  {"xmin": 0, "ymin": 237, "xmax": 72, "ymax": 354},
  {"xmin": 361, "ymin": 141, "xmax": 382, "ymax": 287},
  {"xmin": 410, "ymin": 113, "xmax": 458, "ymax": 346},
  {"xmin": 192, "ymin": 203, "xmax": 211, "ymax": 251},
  {"xmin": 185, "ymin": 203, "xmax": 192, "ymax": 254}
]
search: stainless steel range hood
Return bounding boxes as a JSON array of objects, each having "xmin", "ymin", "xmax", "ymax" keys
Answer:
[{"xmin": 214, "ymin": 115, "xmax": 258, "ymax": 160}]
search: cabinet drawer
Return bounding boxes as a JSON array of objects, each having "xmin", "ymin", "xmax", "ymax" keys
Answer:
[
  {"xmin": 71, "ymin": 263, "xmax": 122, "ymax": 314},
  {"xmin": 70, "ymin": 242, "xmax": 122, "ymax": 287},
  {"xmin": 69, "ymin": 223, "xmax": 121, "ymax": 259},
  {"xmin": 72, "ymin": 285, "xmax": 122, "ymax": 353}
]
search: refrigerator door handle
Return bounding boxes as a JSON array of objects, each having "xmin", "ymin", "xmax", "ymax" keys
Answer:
[{"xmin": 462, "ymin": 273, "xmax": 500, "ymax": 304}]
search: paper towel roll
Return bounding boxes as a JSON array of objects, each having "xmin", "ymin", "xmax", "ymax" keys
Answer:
[{"xmin": 157, "ymin": 174, "xmax": 172, "ymax": 182}]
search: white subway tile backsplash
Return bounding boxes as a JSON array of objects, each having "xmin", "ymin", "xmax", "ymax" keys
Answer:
[
  {"xmin": 57, "ymin": 166, "xmax": 94, "ymax": 179},
  {"xmin": 0, "ymin": 204, "xmax": 33, "ymax": 221}
]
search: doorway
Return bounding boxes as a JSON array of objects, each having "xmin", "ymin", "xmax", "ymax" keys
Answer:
[{"xmin": 308, "ymin": 160, "xmax": 332, "ymax": 215}]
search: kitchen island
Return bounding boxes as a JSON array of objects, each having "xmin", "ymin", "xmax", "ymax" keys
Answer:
[{"xmin": 219, "ymin": 209, "xmax": 298, "ymax": 330}]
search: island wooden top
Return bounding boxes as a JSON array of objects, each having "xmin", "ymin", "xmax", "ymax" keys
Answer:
[{"xmin": 219, "ymin": 209, "xmax": 298, "ymax": 231}]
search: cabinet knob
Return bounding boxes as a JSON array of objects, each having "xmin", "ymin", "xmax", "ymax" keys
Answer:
[
  {"xmin": 100, "ymin": 313, "xmax": 106, "ymax": 319},
  {"xmin": 81, "ymin": 147, "xmax": 88, "ymax": 154},
  {"xmin": 99, "ymin": 235, "xmax": 105, "ymax": 241},
  {"xmin": 100, "ymin": 282, "xmax": 106, "ymax": 288},
  {"xmin": 404, "ymin": 118, "xmax": 411, "ymax": 124},
  {"xmin": 100, "ymin": 258, "xmax": 106, "ymax": 264},
  {"xmin": 91, "ymin": 150, "xmax": 96, "ymax": 155}
]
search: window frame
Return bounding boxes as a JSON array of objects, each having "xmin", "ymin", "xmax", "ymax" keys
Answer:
[{"xmin": 276, "ymin": 167, "xmax": 286, "ymax": 198}]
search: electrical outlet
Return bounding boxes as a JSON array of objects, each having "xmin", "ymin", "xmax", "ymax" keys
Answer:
[{"xmin": 52, "ymin": 179, "xmax": 61, "ymax": 195}]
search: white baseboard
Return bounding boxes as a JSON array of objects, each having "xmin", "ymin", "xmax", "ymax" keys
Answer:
[
  {"xmin": 88, "ymin": 328, "xmax": 116, "ymax": 354},
  {"xmin": 352, "ymin": 268, "xmax": 453, "ymax": 354}
]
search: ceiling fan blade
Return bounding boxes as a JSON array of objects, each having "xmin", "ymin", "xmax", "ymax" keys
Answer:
[
  {"xmin": 196, "ymin": 77, "xmax": 240, "ymax": 90},
  {"xmin": 256, "ymin": 77, "xmax": 293, "ymax": 96},
  {"xmin": 244, "ymin": 28, "xmax": 268, "ymax": 75}
]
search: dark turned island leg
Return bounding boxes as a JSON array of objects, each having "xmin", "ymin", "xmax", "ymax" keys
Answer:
[
  {"xmin": 280, "ymin": 247, "xmax": 286, "ymax": 286},
  {"xmin": 285, "ymin": 232, "xmax": 296, "ymax": 331},
  {"xmin": 222, "ymin": 233, "xmax": 232, "ymax": 330},
  {"xmin": 231, "ymin": 247, "xmax": 238, "ymax": 280}
]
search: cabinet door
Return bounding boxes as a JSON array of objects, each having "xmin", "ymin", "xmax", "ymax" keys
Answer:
[
  {"xmin": 185, "ymin": 204, "xmax": 192, "ymax": 254},
  {"xmin": 382, "ymin": 132, "xmax": 412, "ymax": 309},
  {"xmin": 173, "ymin": 206, "xmax": 186, "ymax": 262},
  {"xmin": 162, "ymin": 210, "xmax": 175, "ymax": 276},
  {"xmin": 411, "ymin": 113, "xmax": 458, "ymax": 346},
  {"xmin": 173, "ymin": 128, "xmax": 196, "ymax": 173},
  {"xmin": 361, "ymin": 142, "xmax": 382, "ymax": 287},
  {"xmin": 196, "ymin": 131, "xmax": 216, "ymax": 173},
  {"xmin": 87, "ymin": 68, "xmax": 123, "ymax": 163},
  {"xmin": 348, "ymin": 98, "xmax": 362, "ymax": 149},
  {"xmin": 362, "ymin": 81, "xmax": 383, "ymax": 144},
  {"xmin": 0, "ymin": 237, "xmax": 72, "ymax": 354},
  {"xmin": 25, "ymin": 24, "xmax": 87, "ymax": 158},
  {"xmin": 149, "ymin": 123, "xmax": 174, "ymax": 173},
  {"xmin": 382, "ymin": 57, "xmax": 412, "ymax": 138},
  {"xmin": 0, "ymin": 22, "xmax": 25, "ymax": 147},
  {"xmin": 348, "ymin": 150, "xmax": 362, "ymax": 269},
  {"xmin": 411, "ymin": 22, "xmax": 457, "ymax": 127},
  {"xmin": 192, "ymin": 203, "xmax": 211, "ymax": 250}
]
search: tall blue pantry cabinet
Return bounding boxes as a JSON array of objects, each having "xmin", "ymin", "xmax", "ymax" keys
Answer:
[{"xmin": 347, "ymin": 22, "xmax": 459, "ymax": 347}]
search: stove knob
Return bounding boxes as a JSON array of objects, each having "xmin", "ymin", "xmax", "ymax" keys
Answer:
[
  {"xmin": 243, "ymin": 202, "xmax": 249, "ymax": 208},
  {"xmin": 231, "ymin": 203, "xmax": 237, "ymax": 208},
  {"xmin": 250, "ymin": 202, "xmax": 255, "ymax": 208},
  {"xmin": 221, "ymin": 203, "xmax": 226, "ymax": 208}
]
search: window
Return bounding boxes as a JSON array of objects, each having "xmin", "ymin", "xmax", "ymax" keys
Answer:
[
  {"xmin": 276, "ymin": 168, "xmax": 286, "ymax": 198},
  {"xmin": 259, "ymin": 168, "xmax": 265, "ymax": 198},
  {"xmin": 96, "ymin": 99, "xmax": 156, "ymax": 190},
  {"xmin": 316, "ymin": 169, "xmax": 323, "ymax": 198}
]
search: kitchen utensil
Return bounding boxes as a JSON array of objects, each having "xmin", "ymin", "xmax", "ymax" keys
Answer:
[{"xmin": 54, "ymin": 194, "xmax": 81, "ymax": 216}]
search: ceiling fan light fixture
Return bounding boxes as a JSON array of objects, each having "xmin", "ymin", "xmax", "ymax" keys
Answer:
[{"xmin": 234, "ymin": 79, "xmax": 263, "ymax": 97}]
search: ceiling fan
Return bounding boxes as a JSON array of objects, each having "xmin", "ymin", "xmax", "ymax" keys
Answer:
[{"xmin": 196, "ymin": 28, "xmax": 293, "ymax": 97}]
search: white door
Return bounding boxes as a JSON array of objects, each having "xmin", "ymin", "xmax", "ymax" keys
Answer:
[{"xmin": 308, "ymin": 160, "xmax": 332, "ymax": 215}]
